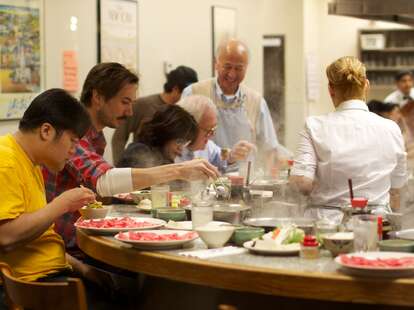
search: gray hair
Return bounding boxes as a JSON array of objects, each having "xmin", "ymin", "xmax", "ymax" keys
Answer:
[{"xmin": 177, "ymin": 95, "xmax": 217, "ymax": 123}]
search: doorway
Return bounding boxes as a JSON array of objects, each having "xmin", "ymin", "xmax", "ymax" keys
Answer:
[{"xmin": 263, "ymin": 35, "xmax": 285, "ymax": 144}]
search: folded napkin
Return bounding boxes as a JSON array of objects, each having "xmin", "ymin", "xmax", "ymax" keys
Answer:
[{"xmin": 178, "ymin": 246, "xmax": 247, "ymax": 259}]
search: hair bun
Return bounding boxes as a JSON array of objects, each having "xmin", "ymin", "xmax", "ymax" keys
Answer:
[
  {"xmin": 346, "ymin": 71, "xmax": 363, "ymax": 86},
  {"xmin": 326, "ymin": 56, "xmax": 367, "ymax": 99}
]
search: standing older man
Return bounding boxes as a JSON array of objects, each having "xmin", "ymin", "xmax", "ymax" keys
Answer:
[
  {"xmin": 182, "ymin": 39, "xmax": 279, "ymax": 169},
  {"xmin": 176, "ymin": 95, "xmax": 254, "ymax": 172}
]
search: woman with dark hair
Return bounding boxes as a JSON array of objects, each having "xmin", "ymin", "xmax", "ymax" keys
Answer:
[
  {"xmin": 116, "ymin": 105, "xmax": 198, "ymax": 168},
  {"xmin": 367, "ymin": 99, "xmax": 402, "ymax": 123}
]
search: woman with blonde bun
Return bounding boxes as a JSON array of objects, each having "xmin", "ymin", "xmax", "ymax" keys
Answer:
[{"xmin": 290, "ymin": 56, "xmax": 407, "ymax": 222}]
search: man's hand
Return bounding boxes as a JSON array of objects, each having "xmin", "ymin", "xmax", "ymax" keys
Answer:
[
  {"xmin": 53, "ymin": 187, "xmax": 96, "ymax": 213},
  {"xmin": 228, "ymin": 141, "xmax": 256, "ymax": 164},
  {"xmin": 178, "ymin": 158, "xmax": 220, "ymax": 180}
]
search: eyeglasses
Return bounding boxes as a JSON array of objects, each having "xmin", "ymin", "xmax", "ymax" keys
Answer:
[
  {"xmin": 175, "ymin": 138, "xmax": 191, "ymax": 148},
  {"xmin": 199, "ymin": 125, "xmax": 217, "ymax": 137}
]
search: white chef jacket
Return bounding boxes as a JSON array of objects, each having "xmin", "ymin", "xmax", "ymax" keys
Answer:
[
  {"xmin": 291, "ymin": 99, "xmax": 407, "ymax": 207},
  {"xmin": 384, "ymin": 88, "xmax": 414, "ymax": 107}
]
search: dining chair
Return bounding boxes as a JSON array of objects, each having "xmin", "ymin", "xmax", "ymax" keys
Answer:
[{"xmin": 0, "ymin": 263, "xmax": 87, "ymax": 310}]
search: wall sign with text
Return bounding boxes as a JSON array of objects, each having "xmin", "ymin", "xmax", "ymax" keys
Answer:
[{"xmin": 98, "ymin": 0, "xmax": 138, "ymax": 71}]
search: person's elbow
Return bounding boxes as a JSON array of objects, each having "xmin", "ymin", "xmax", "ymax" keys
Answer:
[
  {"xmin": 289, "ymin": 175, "xmax": 313, "ymax": 195},
  {"xmin": 0, "ymin": 234, "xmax": 18, "ymax": 254}
]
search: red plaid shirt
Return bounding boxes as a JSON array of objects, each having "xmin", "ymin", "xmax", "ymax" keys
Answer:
[{"xmin": 42, "ymin": 126, "xmax": 112, "ymax": 249}]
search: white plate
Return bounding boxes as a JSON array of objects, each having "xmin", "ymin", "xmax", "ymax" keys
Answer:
[
  {"xmin": 335, "ymin": 252, "xmax": 414, "ymax": 277},
  {"xmin": 75, "ymin": 217, "xmax": 166, "ymax": 235},
  {"xmin": 395, "ymin": 229, "xmax": 414, "ymax": 240},
  {"xmin": 114, "ymin": 230, "xmax": 198, "ymax": 250},
  {"xmin": 243, "ymin": 240, "xmax": 300, "ymax": 256},
  {"xmin": 164, "ymin": 221, "xmax": 229, "ymax": 231}
]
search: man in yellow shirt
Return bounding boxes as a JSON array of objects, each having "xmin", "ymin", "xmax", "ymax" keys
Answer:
[{"xmin": 0, "ymin": 89, "xmax": 95, "ymax": 306}]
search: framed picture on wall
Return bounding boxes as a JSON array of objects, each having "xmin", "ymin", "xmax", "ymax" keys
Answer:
[
  {"xmin": 211, "ymin": 6, "xmax": 237, "ymax": 75},
  {"xmin": 0, "ymin": 0, "xmax": 44, "ymax": 120},
  {"xmin": 98, "ymin": 0, "xmax": 138, "ymax": 71}
]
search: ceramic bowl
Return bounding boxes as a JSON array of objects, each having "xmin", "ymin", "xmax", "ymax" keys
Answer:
[
  {"xmin": 79, "ymin": 205, "xmax": 110, "ymax": 219},
  {"xmin": 233, "ymin": 227, "xmax": 265, "ymax": 246},
  {"xmin": 322, "ymin": 232, "xmax": 354, "ymax": 256},
  {"xmin": 378, "ymin": 239, "xmax": 414, "ymax": 253},
  {"xmin": 155, "ymin": 208, "xmax": 187, "ymax": 222},
  {"xmin": 195, "ymin": 225, "xmax": 235, "ymax": 248}
]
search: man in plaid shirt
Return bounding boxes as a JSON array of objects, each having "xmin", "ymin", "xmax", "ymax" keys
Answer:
[{"xmin": 43, "ymin": 62, "xmax": 219, "ymax": 253}]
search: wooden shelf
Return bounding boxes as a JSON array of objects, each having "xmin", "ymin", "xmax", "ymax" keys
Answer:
[
  {"xmin": 367, "ymin": 66, "xmax": 414, "ymax": 71},
  {"xmin": 359, "ymin": 29, "xmax": 414, "ymax": 87},
  {"xmin": 362, "ymin": 47, "xmax": 414, "ymax": 52},
  {"xmin": 369, "ymin": 85, "xmax": 394, "ymax": 90}
]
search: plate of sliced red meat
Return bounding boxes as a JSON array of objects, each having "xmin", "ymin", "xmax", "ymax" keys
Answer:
[
  {"xmin": 335, "ymin": 252, "xmax": 414, "ymax": 277},
  {"xmin": 75, "ymin": 217, "xmax": 166, "ymax": 234},
  {"xmin": 114, "ymin": 230, "xmax": 199, "ymax": 249}
]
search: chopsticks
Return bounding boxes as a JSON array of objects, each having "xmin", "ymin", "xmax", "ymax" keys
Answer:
[
  {"xmin": 246, "ymin": 161, "xmax": 252, "ymax": 187},
  {"xmin": 348, "ymin": 179, "xmax": 354, "ymax": 201}
]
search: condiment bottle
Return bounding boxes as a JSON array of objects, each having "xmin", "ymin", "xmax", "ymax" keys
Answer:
[
  {"xmin": 300, "ymin": 235, "xmax": 320, "ymax": 259},
  {"xmin": 377, "ymin": 216, "xmax": 383, "ymax": 241}
]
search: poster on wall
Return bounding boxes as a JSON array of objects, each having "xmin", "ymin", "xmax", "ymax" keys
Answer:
[
  {"xmin": 0, "ymin": 0, "xmax": 43, "ymax": 120},
  {"xmin": 211, "ymin": 6, "xmax": 237, "ymax": 75},
  {"xmin": 98, "ymin": 0, "xmax": 138, "ymax": 71}
]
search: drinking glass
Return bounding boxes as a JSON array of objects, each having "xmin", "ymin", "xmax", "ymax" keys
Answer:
[
  {"xmin": 352, "ymin": 215, "xmax": 378, "ymax": 252},
  {"xmin": 191, "ymin": 201, "xmax": 213, "ymax": 229},
  {"xmin": 151, "ymin": 184, "xmax": 170, "ymax": 210}
]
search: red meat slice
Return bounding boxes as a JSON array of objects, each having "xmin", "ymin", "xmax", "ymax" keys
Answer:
[
  {"xmin": 118, "ymin": 231, "xmax": 197, "ymax": 241},
  {"xmin": 340, "ymin": 255, "xmax": 414, "ymax": 268},
  {"xmin": 77, "ymin": 217, "xmax": 155, "ymax": 229}
]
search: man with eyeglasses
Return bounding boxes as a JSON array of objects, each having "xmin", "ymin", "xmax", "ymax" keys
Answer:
[
  {"xmin": 176, "ymin": 95, "xmax": 255, "ymax": 172},
  {"xmin": 182, "ymin": 39, "xmax": 279, "ymax": 170}
]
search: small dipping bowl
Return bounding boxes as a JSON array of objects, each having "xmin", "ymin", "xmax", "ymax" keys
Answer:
[
  {"xmin": 378, "ymin": 239, "xmax": 414, "ymax": 253},
  {"xmin": 79, "ymin": 205, "xmax": 110, "ymax": 219},
  {"xmin": 322, "ymin": 232, "xmax": 354, "ymax": 256},
  {"xmin": 233, "ymin": 227, "xmax": 265, "ymax": 247},
  {"xmin": 155, "ymin": 208, "xmax": 187, "ymax": 222}
]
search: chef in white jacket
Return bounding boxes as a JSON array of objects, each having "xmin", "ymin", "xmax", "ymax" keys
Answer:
[{"xmin": 290, "ymin": 56, "xmax": 407, "ymax": 223}]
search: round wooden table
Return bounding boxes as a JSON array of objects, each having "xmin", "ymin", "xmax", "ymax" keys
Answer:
[{"xmin": 77, "ymin": 228, "xmax": 414, "ymax": 307}]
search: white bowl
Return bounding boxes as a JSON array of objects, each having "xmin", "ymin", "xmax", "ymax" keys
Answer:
[
  {"xmin": 195, "ymin": 224, "xmax": 235, "ymax": 248},
  {"xmin": 79, "ymin": 205, "xmax": 110, "ymax": 219}
]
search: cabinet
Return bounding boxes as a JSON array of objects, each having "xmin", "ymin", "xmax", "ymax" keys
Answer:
[{"xmin": 359, "ymin": 29, "xmax": 414, "ymax": 100}]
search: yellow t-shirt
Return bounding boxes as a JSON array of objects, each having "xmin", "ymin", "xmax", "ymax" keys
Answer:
[{"xmin": 0, "ymin": 134, "xmax": 70, "ymax": 281}]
